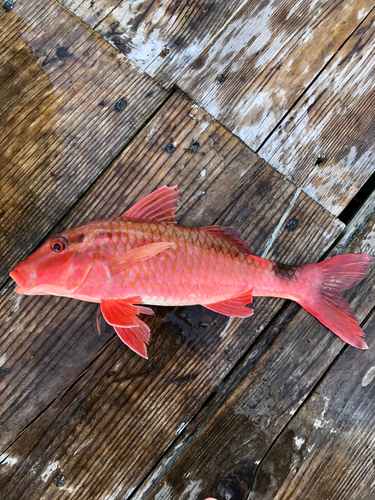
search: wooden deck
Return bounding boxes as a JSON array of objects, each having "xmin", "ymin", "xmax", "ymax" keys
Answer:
[{"xmin": 0, "ymin": 1, "xmax": 374, "ymax": 499}]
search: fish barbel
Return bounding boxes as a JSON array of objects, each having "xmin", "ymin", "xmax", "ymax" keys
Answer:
[{"xmin": 9, "ymin": 186, "xmax": 373, "ymax": 358}]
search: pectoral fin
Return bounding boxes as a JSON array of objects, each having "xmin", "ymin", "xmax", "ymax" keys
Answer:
[
  {"xmin": 109, "ymin": 242, "xmax": 173, "ymax": 275},
  {"xmin": 101, "ymin": 298, "xmax": 154, "ymax": 358},
  {"xmin": 203, "ymin": 289, "xmax": 254, "ymax": 317}
]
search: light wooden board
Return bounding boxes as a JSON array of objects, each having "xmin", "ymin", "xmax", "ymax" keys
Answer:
[
  {"xmin": 259, "ymin": 8, "xmax": 375, "ymax": 216},
  {"xmin": 251, "ymin": 310, "xmax": 375, "ymax": 499},
  {"xmin": 142, "ymin": 200, "xmax": 375, "ymax": 499},
  {"xmin": 0, "ymin": 0, "xmax": 167, "ymax": 288},
  {"xmin": 178, "ymin": 0, "xmax": 375, "ymax": 215},
  {"xmin": 0, "ymin": 93, "xmax": 343, "ymax": 499},
  {"xmin": 57, "ymin": 0, "xmax": 247, "ymax": 88}
]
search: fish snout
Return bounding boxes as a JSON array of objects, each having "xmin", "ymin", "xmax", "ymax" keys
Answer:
[{"xmin": 9, "ymin": 264, "xmax": 35, "ymax": 292}]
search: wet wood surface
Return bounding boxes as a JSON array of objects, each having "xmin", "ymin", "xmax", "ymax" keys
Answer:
[
  {"xmin": 252, "ymin": 310, "xmax": 375, "ymax": 500},
  {"xmin": 143, "ymin": 199, "xmax": 375, "ymax": 500},
  {"xmin": 178, "ymin": 0, "xmax": 375, "ymax": 215},
  {"xmin": 1, "ymin": 0, "xmax": 374, "ymax": 499},
  {"xmin": 58, "ymin": 0, "xmax": 247, "ymax": 88},
  {"xmin": 0, "ymin": 93, "xmax": 343, "ymax": 499},
  {"xmin": 0, "ymin": 0, "xmax": 167, "ymax": 288}
]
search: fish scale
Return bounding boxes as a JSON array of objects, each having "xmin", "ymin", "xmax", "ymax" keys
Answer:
[{"xmin": 9, "ymin": 185, "xmax": 373, "ymax": 358}]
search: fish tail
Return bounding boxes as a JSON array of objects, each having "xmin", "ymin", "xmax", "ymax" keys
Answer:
[{"xmin": 297, "ymin": 253, "xmax": 373, "ymax": 349}]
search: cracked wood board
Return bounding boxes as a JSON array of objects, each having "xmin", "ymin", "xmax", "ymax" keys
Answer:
[
  {"xmin": 178, "ymin": 1, "xmax": 374, "ymax": 205},
  {"xmin": 143, "ymin": 201, "xmax": 375, "ymax": 500},
  {"xmin": 0, "ymin": 93, "xmax": 343, "ymax": 499},
  {"xmin": 251, "ymin": 310, "xmax": 375, "ymax": 499},
  {"xmin": 259, "ymin": 8, "xmax": 375, "ymax": 216},
  {"xmin": 57, "ymin": 0, "xmax": 247, "ymax": 88},
  {"xmin": 0, "ymin": 0, "xmax": 167, "ymax": 288}
]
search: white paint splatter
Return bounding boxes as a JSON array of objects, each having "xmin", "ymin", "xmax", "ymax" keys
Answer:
[
  {"xmin": 220, "ymin": 317, "xmax": 233, "ymax": 338},
  {"xmin": 40, "ymin": 461, "xmax": 60, "ymax": 482},
  {"xmin": 313, "ymin": 419, "xmax": 324, "ymax": 429},
  {"xmin": 175, "ymin": 422, "xmax": 187, "ymax": 435},
  {"xmin": 155, "ymin": 483, "xmax": 174, "ymax": 500},
  {"xmin": 181, "ymin": 480, "xmax": 202, "ymax": 500},
  {"xmin": 200, "ymin": 169, "xmax": 206, "ymax": 177},
  {"xmin": 261, "ymin": 187, "xmax": 301, "ymax": 258},
  {"xmin": 0, "ymin": 353, "xmax": 7, "ymax": 367},
  {"xmin": 362, "ymin": 366, "xmax": 375, "ymax": 387},
  {"xmin": 294, "ymin": 436, "xmax": 305, "ymax": 450},
  {"xmin": 0, "ymin": 454, "xmax": 18, "ymax": 466}
]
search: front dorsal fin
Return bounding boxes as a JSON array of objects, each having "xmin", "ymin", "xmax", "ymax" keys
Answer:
[
  {"xmin": 122, "ymin": 185, "xmax": 179, "ymax": 223},
  {"xmin": 202, "ymin": 226, "xmax": 254, "ymax": 254},
  {"xmin": 109, "ymin": 242, "xmax": 173, "ymax": 275},
  {"xmin": 203, "ymin": 289, "xmax": 254, "ymax": 317}
]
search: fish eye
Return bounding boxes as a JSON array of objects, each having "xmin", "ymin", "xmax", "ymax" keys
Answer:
[{"xmin": 51, "ymin": 237, "xmax": 68, "ymax": 252}]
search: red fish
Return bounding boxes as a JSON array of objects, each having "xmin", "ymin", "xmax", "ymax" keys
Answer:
[{"xmin": 9, "ymin": 186, "xmax": 373, "ymax": 358}]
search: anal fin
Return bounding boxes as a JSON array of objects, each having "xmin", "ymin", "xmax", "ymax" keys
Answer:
[{"xmin": 203, "ymin": 289, "xmax": 254, "ymax": 317}]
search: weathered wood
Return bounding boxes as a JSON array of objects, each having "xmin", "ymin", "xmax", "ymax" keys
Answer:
[
  {"xmin": 0, "ymin": 0, "xmax": 167, "ymax": 288},
  {"xmin": 251, "ymin": 310, "xmax": 375, "ymax": 500},
  {"xmin": 259, "ymin": 8, "xmax": 375, "ymax": 215},
  {"xmin": 57, "ymin": 0, "xmax": 247, "ymax": 88},
  {"xmin": 0, "ymin": 93, "xmax": 342, "ymax": 499},
  {"xmin": 178, "ymin": 0, "xmax": 375, "ymax": 214},
  {"xmin": 142, "ymin": 203, "xmax": 375, "ymax": 499}
]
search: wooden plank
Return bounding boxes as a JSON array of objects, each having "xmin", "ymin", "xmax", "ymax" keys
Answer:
[
  {"xmin": 259, "ymin": 8, "xmax": 375, "ymax": 215},
  {"xmin": 141, "ymin": 199, "xmax": 375, "ymax": 499},
  {"xmin": 251, "ymin": 310, "xmax": 375, "ymax": 500},
  {"xmin": 178, "ymin": 0, "xmax": 375, "ymax": 214},
  {"xmin": 57, "ymin": 0, "xmax": 247, "ymax": 88},
  {"xmin": 0, "ymin": 93, "xmax": 343, "ymax": 499},
  {"xmin": 0, "ymin": 0, "xmax": 167, "ymax": 288}
]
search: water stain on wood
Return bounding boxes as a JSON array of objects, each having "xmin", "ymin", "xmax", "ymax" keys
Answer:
[
  {"xmin": 0, "ymin": 0, "xmax": 166, "ymax": 288},
  {"xmin": 0, "ymin": 9, "xmax": 62, "ymax": 279}
]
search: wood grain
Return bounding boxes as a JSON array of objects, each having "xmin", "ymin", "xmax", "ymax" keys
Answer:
[
  {"xmin": 0, "ymin": 93, "xmax": 342, "ymax": 499},
  {"xmin": 0, "ymin": 0, "xmax": 167, "ymax": 288},
  {"xmin": 58, "ymin": 0, "xmax": 247, "ymax": 88},
  {"xmin": 251, "ymin": 311, "xmax": 375, "ymax": 500},
  {"xmin": 178, "ymin": 0, "xmax": 374, "ymax": 214},
  {"xmin": 143, "ymin": 198, "xmax": 375, "ymax": 499},
  {"xmin": 259, "ymin": 8, "xmax": 375, "ymax": 215}
]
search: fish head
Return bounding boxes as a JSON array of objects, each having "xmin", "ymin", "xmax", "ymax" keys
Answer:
[{"xmin": 9, "ymin": 228, "xmax": 95, "ymax": 296}]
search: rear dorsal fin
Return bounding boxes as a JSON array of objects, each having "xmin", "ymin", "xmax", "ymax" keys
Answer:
[
  {"xmin": 122, "ymin": 185, "xmax": 179, "ymax": 223},
  {"xmin": 202, "ymin": 226, "xmax": 254, "ymax": 254},
  {"xmin": 203, "ymin": 289, "xmax": 254, "ymax": 317}
]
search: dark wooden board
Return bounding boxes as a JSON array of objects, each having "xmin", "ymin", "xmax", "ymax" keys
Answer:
[
  {"xmin": 57, "ymin": 0, "xmax": 247, "ymax": 88},
  {"xmin": 0, "ymin": 0, "xmax": 167, "ymax": 288},
  {"xmin": 259, "ymin": 8, "xmax": 375, "ymax": 215},
  {"xmin": 251, "ymin": 310, "xmax": 375, "ymax": 500},
  {"xmin": 178, "ymin": 0, "xmax": 375, "ymax": 215},
  {"xmin": 0, "ymin": 93, "xmax": 342, "ymax": 499},
  {"xmin": 143, "ymin": 203, "xmax": 375, "ymax": 499}
]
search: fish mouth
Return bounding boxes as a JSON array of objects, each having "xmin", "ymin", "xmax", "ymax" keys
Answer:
[
  {"xmin": 9, "ymin": 267, "xmax": 34, "ymax": 293},
  {"xmin": 9, "ymin": 268, "xmax": 26, "ymax": 288}
]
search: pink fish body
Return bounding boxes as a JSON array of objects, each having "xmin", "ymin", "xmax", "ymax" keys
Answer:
[{"xmin": 9, "ymin": 186, "xmax": 373, "ymax": 358}]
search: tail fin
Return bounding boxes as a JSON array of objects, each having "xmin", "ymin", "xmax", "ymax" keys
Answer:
[{"xmin": 298, "ymin": 254, "xmax": 373, "ymax": 349}]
